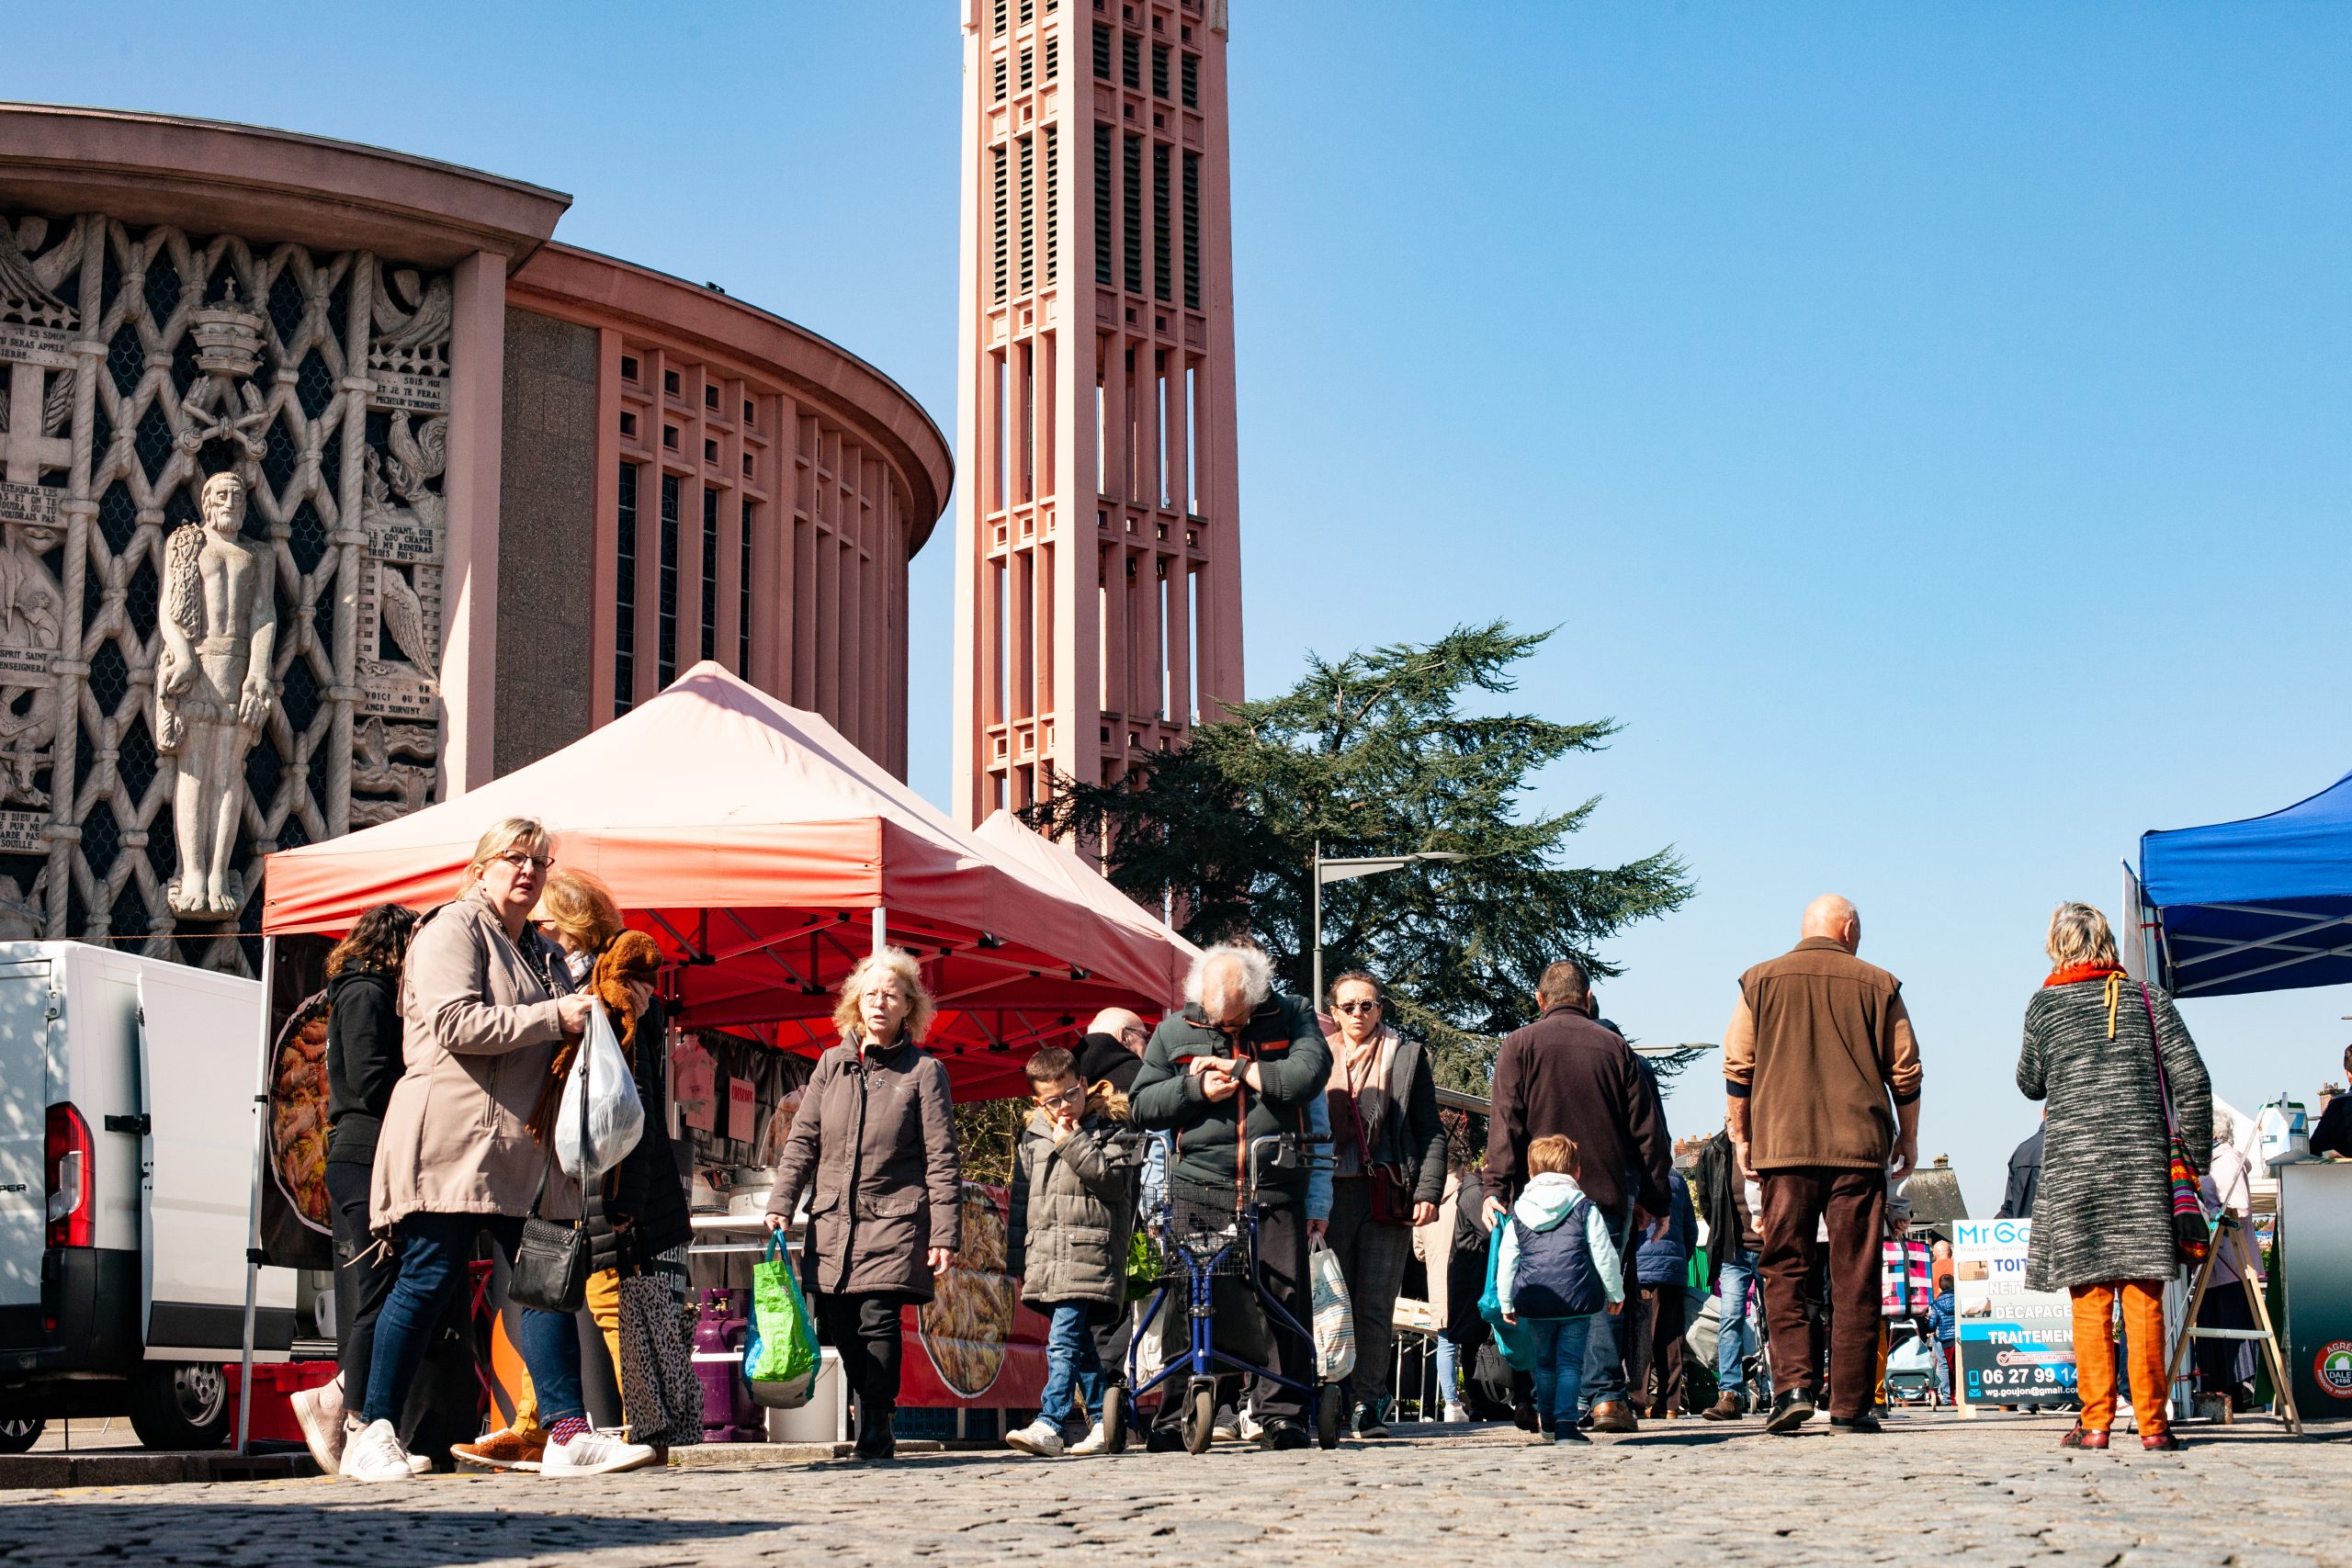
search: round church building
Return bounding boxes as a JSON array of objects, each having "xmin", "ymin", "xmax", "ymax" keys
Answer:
[{"xmin": 0, "ymin": 104, "xmax": 949, "ymax": 961}]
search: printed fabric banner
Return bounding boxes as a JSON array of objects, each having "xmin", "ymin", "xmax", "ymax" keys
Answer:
[{"xmin": 1952, "ymin": 1218, "xmax": 2075, "ymax": 1412}]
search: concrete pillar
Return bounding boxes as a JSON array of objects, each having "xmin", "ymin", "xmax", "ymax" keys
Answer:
[{"xmin": 439, "ymin": 249, "xmax": 507, "ymax": 795}]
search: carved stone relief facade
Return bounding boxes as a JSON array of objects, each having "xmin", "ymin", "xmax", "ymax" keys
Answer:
[{"xmin": 0, "ymin": 208, "xmax": 451, "ymax": 966}]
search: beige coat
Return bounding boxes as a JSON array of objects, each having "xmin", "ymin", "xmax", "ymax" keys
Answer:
[{"xmin": 370, "ymin": 889, "xmax": 578, "ymax": 1233}]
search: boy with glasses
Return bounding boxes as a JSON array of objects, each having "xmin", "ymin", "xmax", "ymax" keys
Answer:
[{"xmin": 1006, "ymin": 1047, "xmax": 1142, "ymax": 1456}]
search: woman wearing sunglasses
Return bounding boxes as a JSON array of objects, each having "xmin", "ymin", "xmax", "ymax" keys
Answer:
[
  {"xmin": 1316, "ymin": 971, "xmax": 1447, "ymax": 1437},
  {"xmin": 343, "ymin": 818, "xmax": 656, "ymax": 1481}
]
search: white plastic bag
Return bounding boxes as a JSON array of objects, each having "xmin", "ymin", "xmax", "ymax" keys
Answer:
[
  {"xmin": 557, "ymin": 998, "xmax": 645, "ymax": 1179},
  {"xmin": 1130, "ymin": 1293, "xmax": 1171, "ymax": 1389},
  {"xmin": 1309, "ymin": 1241, "xmax": 1356, "ymax": 1382}
]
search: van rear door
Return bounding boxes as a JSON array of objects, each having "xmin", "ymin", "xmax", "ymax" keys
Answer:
[
  {"xmin": 0, "ymin": 955, "xmax": 52, "ymax": 1334},
  {"xmin": 135, "ymin": 967, "xmax": 290, "ymax": 1356}
]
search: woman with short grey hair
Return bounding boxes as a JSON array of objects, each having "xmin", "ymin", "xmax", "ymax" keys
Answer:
[{"xmin": 2017, "ymin": 900, "xmax": 2211, "ymax": 1451}]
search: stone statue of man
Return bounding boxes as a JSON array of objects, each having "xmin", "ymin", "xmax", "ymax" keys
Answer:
[{"xmin": 155, "ymin": 471, "xmax": 276, "ymax": 919}]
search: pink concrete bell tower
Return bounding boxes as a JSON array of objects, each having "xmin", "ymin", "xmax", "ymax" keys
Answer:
[{"xmin": 951, "ymin": 0, "xmax": 1246, "ymax": 827}]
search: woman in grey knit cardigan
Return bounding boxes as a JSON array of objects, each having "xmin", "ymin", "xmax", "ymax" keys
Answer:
[{"xmin": 2017, "ymin": 901, "xmax": 2210, "ymax": 1453}]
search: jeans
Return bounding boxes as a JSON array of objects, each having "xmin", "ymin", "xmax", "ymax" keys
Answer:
[
  {"xmin": 364, "ymin": 1213, "xmax": 583, "ymax": 1428},
  {"xmin": 1716, "ymin": 1248, "xmax": 1763, "ymax": 1397},
  {"xmin": 1526, "ymin": 1314, "xmax": 1596, "ymax": 1434},
  {"xmin": 1577, "ymin": 1200, "xmax": 1635, "ymax": 1404},
  {"xmin": 1038, "ymin": 1303, "xmax": 1106, "ymax": 1427},
  {"xmin": 1434, "ymin": 1335, "xmax": 1461, "ymax": 1410}
]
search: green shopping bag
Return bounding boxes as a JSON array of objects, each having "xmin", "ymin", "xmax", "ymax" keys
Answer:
[{"xmin": 744, "ymin": 1231, "xmax": 820, "ymax": 1407}]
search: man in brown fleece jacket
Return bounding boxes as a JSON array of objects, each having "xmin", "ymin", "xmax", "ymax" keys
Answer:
[{"xmin": 1724, "ymin": 895, "xmax": 1923, "ymax": 1437}]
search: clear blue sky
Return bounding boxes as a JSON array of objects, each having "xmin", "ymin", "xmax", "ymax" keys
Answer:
[{"xmin": 18, "ymin": 3, "xmax": 2352, "ymax": 1212}]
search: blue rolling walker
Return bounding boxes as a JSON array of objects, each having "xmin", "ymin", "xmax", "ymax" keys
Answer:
[{"xmin": 1114, "ymin": 1133, "xmax": 1341, "ymax": 1454}]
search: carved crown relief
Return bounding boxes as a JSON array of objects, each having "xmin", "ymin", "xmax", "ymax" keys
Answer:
[{"xmin": 0, "ymin": 208, "xmax": 454, "ymax": 966}]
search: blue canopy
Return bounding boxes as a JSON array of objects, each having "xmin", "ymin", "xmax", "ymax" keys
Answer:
[{"xmin": 2141, "ymin": 770, "xmax": 2352, "ymax": 998}]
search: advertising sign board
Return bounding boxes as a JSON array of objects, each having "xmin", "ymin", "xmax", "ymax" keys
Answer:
[{"xmin": 1952, "ymin": 1218, "xmax": 2075, "ymax": 1413}]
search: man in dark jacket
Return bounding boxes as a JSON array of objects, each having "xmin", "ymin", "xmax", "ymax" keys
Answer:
[
  {"xmin": 1483, "ymin": 959, "xmax": 1671, "ymax": 1432},
  {"xmin": 1132, "ymin": 942, "xmax": 1331, "ymax": 1449},
  {"xmin": 1996, "ymin": 1121, "xmax": 2044, "ymax": 1219}
]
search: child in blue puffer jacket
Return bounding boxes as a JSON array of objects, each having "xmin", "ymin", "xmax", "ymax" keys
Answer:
[{"xmin": 1496, "ymin": 1134, "xmax": 1624, "ymax": 1443}]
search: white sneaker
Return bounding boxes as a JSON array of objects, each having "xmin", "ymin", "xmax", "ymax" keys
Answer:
[
  {"xmin": 1231, "ymin": 1409, "xmax": 1261, "ymax": 1443},
  {"xmin": 1443, "ymin": 1402, "xmax": 1471, "ymax": 1424},
  {"xmin": 290, "ymin": 1379, "xmax": 345, "ymax": 1472},
  {"xmin": 541, "ymin": 1429, "xmax": 660, "ymax": 1477},
  {"xmin": 1067, "ymin": 1420, "xmax": 1110, "ymax": 1456},
  {"xmin": 1005, "ymin": 1416, "xmax": 1065, "ymax": 1457},
  {"xmin": 338, "ymin": 1418, "xmax": 416, "ymax": 1482}
]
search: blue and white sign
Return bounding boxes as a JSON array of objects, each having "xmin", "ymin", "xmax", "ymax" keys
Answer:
[{"xmin": 1951, "ymin": 1218, "xmax": 2075, "ymax": 1413}]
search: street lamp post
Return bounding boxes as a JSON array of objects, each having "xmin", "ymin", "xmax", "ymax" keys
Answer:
[{"xmin": 1310, "ymin": 842, "xmax": 1465, "ymax": 1004}]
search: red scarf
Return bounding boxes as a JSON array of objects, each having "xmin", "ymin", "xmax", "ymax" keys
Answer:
[{"xmin": 2043, "ymin": 961, "xmax": 2125, "ymax": 988}]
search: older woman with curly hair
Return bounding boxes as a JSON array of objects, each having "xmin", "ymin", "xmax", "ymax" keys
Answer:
[
  {"xmin": 2018, "ymin": 900, "xmax": 2211, "ymax": 1453},
  {"xmin": 763, "ymin": 949, "xmax": 962, "ymax": 1460}
]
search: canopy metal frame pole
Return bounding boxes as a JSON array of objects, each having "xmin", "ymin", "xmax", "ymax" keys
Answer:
[{"xmin": 234, "ymin": 933, "xmax": 276, "ymax": 1456}]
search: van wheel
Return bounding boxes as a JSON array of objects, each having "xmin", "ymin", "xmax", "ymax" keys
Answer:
[
  {"xmin": 0, "ymin": 1416, "xmax": 43, "ymax": 1454},
  {"xmin": 130, "ymin": 1363, "xmax": 230, "ymax": 1450}
]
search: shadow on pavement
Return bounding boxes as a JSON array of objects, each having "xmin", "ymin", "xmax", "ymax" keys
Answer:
[{"xmin": 0, "ymin": 1503, "xmax": 775, "ymax": 1565}]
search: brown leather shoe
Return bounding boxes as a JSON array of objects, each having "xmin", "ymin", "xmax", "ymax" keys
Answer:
[
  {"xmin": 1701, "ymin": 1393, "xmax": 1746, "ymax": 1421},
  {"xmin": 2058, "ymin": 1425, "xmax": 2109, "ymax": 1450},
  {"xmin": 1587, "ymin": 1400, "xmax": 1639, "ymax": 1434},
  {"xmin": 452, "ymin": 1426, "xmax": 548, "ymax": 1472}
]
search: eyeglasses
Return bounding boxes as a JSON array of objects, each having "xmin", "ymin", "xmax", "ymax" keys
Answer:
[
  {"xmin": 495, "ymin": 850, "xmax": 554, "ymax": 874},
  {"xmin": 1035, "ymin": 1083, "xmax": 1086, "ymax": 1107},
  {"xmin": 1333, "ymin": 1000, "xmax": 1381, "ymax": 1015}
]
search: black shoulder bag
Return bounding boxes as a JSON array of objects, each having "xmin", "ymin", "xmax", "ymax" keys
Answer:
[{"xmin": 510, "ymin": 1021, "xmax": 592, "ymax": 1314}]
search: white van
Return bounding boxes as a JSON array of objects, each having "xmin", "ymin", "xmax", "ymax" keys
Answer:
[{"xmin": 0, "ymin": 942, "xmax": 296, "ymax": 1450}]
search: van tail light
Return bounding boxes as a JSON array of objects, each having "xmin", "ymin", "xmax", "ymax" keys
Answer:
[{"xmin": 45, "ymin": 1103, "xmax": 93, "ymax": 1249}]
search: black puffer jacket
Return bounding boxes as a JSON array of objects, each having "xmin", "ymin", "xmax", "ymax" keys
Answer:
[{"xmin": 323, "ymin": 967, "xmax": 403, "ymax": 1168}]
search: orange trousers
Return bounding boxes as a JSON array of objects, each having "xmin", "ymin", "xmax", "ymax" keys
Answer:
[{"xmin": 2069, "ymin": 1280, "xmax": 2168, "ymax": 1435}]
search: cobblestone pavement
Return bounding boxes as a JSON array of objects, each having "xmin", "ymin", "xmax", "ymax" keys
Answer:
[{"xmin": 0, "ymin": 1412, "xmax": 2341, "ymax": 1567}]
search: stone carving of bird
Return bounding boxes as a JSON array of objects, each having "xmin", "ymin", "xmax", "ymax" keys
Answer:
[
  {"xmin": 370, "ymin": 270, "xmax": 451, "ymax": 352},
  {"xmin": 378, "ymin": 565, "xmax": 435, "ymax": 678}
]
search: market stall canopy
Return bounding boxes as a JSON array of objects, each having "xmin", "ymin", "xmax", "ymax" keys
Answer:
[
  {"xmin": 261, "ymin": 663, "xmax": 1193, "ymax": 1090},
  {"xmin": 974, "ymin": 809, "xmax": 1202, "ymax": 967},
  {"xmin": 2140, "ymin": 768, "xmax": 2352, "ymax": 998}
]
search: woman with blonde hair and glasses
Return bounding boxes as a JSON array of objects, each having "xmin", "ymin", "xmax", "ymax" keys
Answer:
[
  {"xmin": 2017, "ymin": 900, "xmax": 2211, "ymax": 1452},
  {"xmin": 456, "ymin": 869, "xmax": 697, "ymax": 1470},
  {"xmin": 763, "ymin": 949, "xmax": 962, "ymax": 1460},
  {"xmin": 344, "ymin": 818, "xmax": 657, "ymax": 1481}
]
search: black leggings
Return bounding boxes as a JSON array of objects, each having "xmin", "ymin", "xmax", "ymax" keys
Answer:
[
  {"xmin": 817, "ymin": 1292, "xmax": 909, "ymax": 1413},
  {"xmin": 326, "ymin": 1158, "xmax": 396, "ymax": 1401}
]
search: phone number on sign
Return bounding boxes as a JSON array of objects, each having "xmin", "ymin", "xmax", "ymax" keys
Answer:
[{"xmin": 1970, "ymin": 1365, "xmax": 2073, "ymax": 1390}]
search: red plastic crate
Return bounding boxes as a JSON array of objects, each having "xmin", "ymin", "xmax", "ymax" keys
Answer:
[{"xmin": 220, "ymin": 1359, "xmax": 338, "ymax": 1445}]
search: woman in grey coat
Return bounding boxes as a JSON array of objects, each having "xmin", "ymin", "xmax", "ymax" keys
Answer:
[
  {"xmin": 2016, "ymin": 901, "xmax": 2210, "ymax": 1452},
  {"xmin": 763, "ymin": 949, "xmax": 961, "ymax": 1461}
]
